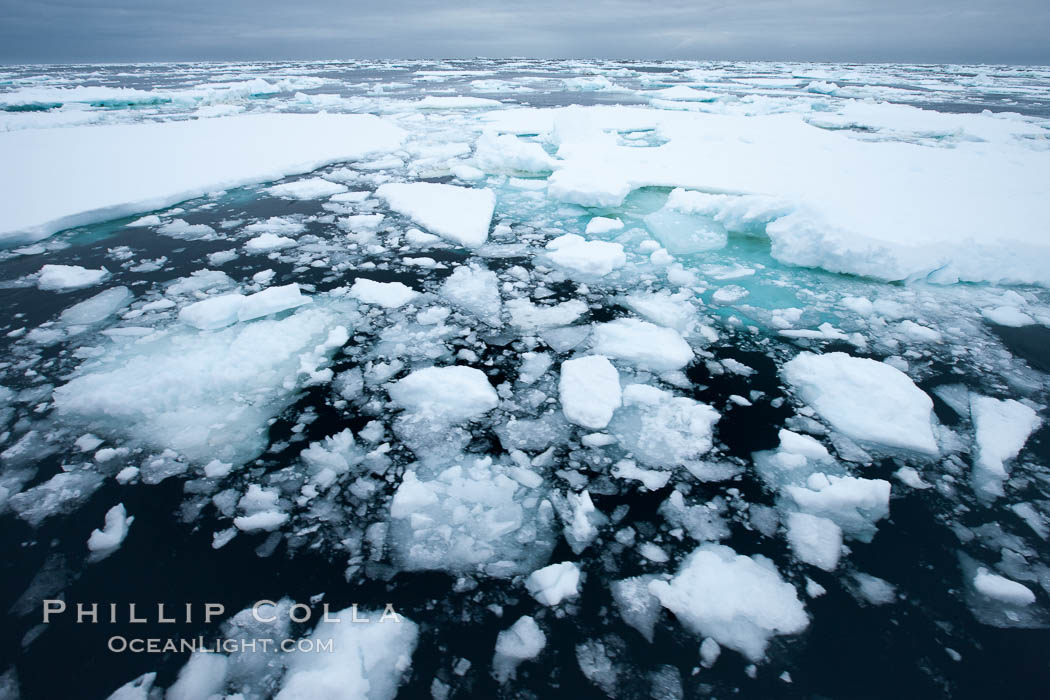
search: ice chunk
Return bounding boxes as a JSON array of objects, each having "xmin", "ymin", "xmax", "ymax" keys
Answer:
[
  {"xmin": 389, "ymin": 458, "xmax": 554, "ymax": 577},
  {"xmin": 55, "ymin": 304, "xmax": 347, "ymax": 465},
  {"xmin": 59, "ymin": 286, "xmax": 133, "ymax": 325},
  {"xmin": 784, "ymin": 474, "xmax": 890, "ymax": 543},
  {"xmin": 982, "ymin": 306, "xmax": 1035, "ymax": 327},
  {"xmin": 782, "ymin": 352, "xmax": 938, "ymax": 455},
  {"xmin": 377, "ymin": 183, "xmax": 495, "ymax": 248},
  {"xmin": 167, "ymin": 653, "xmax": 228, "ymax": 700},
  {"xmin": 179, "ymin": 294, "xmax": 246, "ymax": 330},
  {"xmin": 973, "ymin": 568, "xmax": 1036, "ymax": 606},
  {"xmin": 526, "ymin": 561, "xmax": 581, "ymax": 606},
  {"xmin": 608, "ymin": 384, "xmax": 719, "ymax": 474},
  {"xmin": 611, "ymin": 575, "xmax": 661, "ymax": 642},
  {"xmin": 245, "ymin": 232, "xmax": 297, "ymax": 253},
  {"xmin": 784, "ymin": 511, "xmax": 842, "ymax": 571},
  {"xmin": 9, "ymin": 469, "xmax": 105, "ymax": 527},
  {"xmin": 106, "ymin": 673, "xmax": 157, "ymax": 700},
  {"xmin": 493, "ymin": 616, "xmax": 546, "ymax": 683},
  {"xmin": 970, "ymin": 395, "xmax": 1041, "ymax": 482},
  {"xmin": 648, "ymin": 544, "xmax": 808, "ymax": 662},
  {"xmin": 37, "ymin": 264, "xmax": 109, "ymax": 291},
  {"xmin": 591, "ymin": 319, "xmax": 693, "ymax": 371},
  {"xmin": 475, "ymin": 132, "xmax": 557, "ymax": 173},
  {"xmin": 585, "ymin": 217, "xmax": 624, "ymax": 235},
  {"xmin": 544, "ymin": 234, "xmax": 626, "ymax": 277},
  {"xmin": 179, "ymin": 284, "xmax": 311, "ymax": 330},
  {"xmin": 267, "ymin": 177, "xmax": 347, "ymax": 200},
  {"xmin": 389, "ymin": 366, "xmax": 498, "ymax": 422},
  {"xmin": 559, "ymin": 356, "xmax": 621, "ymax": 430},
  {"xmin": 276, "ymin": 608, "xmax": 418, "ymax": 700},
  {"xmin": 350, "ymin": 279, "xmax": 419, "ymax": 309},
  {"xmin": 87, "ymin": 503, "xmax": 134, "ymax": 561},
  {"xmin": 506, "ymin": 298, "xmax": 587, "ymax": 330},
  {"xmin": 439, "ymin": 265, "xmax": 502, "ymax": 326},
  {"xmin": 850, "ymin": 573, "xmax": 897, "ymax": 605}
]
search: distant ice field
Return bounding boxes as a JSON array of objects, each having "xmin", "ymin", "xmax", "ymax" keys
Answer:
[{"xmin": 0, "ymin": 59, "xmax": 1048, "ymax": 700}]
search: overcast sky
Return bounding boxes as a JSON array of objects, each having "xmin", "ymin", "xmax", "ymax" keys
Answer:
[{"xmin": 2, "ymin": 0, "xmax": 1048, "ymax": 65}]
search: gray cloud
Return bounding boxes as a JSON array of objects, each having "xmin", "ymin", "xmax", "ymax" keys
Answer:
[{"xmin": 1, "ymin": 0, "xmax": 1048, "ymax": 64}]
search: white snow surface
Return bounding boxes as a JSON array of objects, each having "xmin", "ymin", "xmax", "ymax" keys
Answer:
[
  {"xmin": 276, "ymin": 608, "xmax": 418, "ymax": 700},
  {"xmin": 0, "ymin": 113, "xmax": 406, "ymax": 243},
  {"xmin": 388, "ymin": 366, "xmax": 498, "ymax": 421},
  {"xmin": 559, "ymin": 355, "xmax": 622, "ymax": 430},
  {"xmin": 782, "ymin": 352, "xmax": 938, "ymax": 454},
  {"xmin": 648, "ymin": 543, "xmax": 809, "ymax": 661},
  {"xmin": 376, "ymin": 183, "xmax": 495, "ymax": 248}
]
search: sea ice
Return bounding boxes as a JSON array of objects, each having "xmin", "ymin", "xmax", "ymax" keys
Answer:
[
  {"xmin": 559, "ymin": 356, "xmax": 622, "ymax": 430},
  {"xmin": 526, "ymin": 561, "xmax": 582, "ymax": 605},
  {"xmin": 782, "ymin": 352, "xmax": 938, "ymax": 455},
  {"xmin": 376, "ymin": 183, "xmax": 495, "ymax": 248},
  {"xmin": 648, "ymin": 544, "xmax": 808, "ymax": 662},
  {"xmin": 591, "ymin": 319, "xmax": 693, "ymax": 371},
  {"xmin": 388, "ymin": 366, "xmax": 498, "ymax": 422},
  {"xmin": 37, "ymin": 264, "xmax": 109, "ymax": 291},
  {"xmin": 276, "ymin": 608, "xmax": 418, "ymax": 700},
  {"xmin": 544, "ymin": 234, "xmax": 626, "ymax": 277},
  {"xmin": 350, "ymin": 279, "xmax": 419, "ymax": 309}
]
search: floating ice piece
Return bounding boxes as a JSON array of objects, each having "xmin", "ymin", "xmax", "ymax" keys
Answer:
[
  {"xmin": 55, "ymin": 304, "xmax": 348, "ymax": 465},
  {"xmin": 981, "ymin": 305, "xmax": 1035, "ymax": 327},
  {"xmin": 547, "ymin": 167, "xmax": 631, "ymax": 208},
  {"xmin": 544, "ymin": 233, "xmax": 626, "ymax": 277},
  {"xmin": 611, "ymin": 575, "xmax": 661, "ymax": 642},
  {"xmin": 233, "ymin": 510, "xmax": 289, "ymax": 532},
  {"xmin": 784, "ymin": 511, "xmax": 842, "ymax": 571},
  {"xmin": 388, "ymin": 366, "xmax": 498, "ymax": 422},
  {"xmin": 850, "ymin": 573, "xmax": 897, "ymax": 606},
  {"xmin": 585, "ymin": 217, "xmax": 624, "ymax": 235},
  {"xmin": 611, "ymin": 459, "xmax": 671, "ymax": 491},
  {"xmin": 784, "ymin": 474, "xmax": 890, "ymax": 543},
  {"xmin": 157, "ymin": 219, "xmax": 215, "ymax": 240},
  {"xmin": 377, "ymin": 183, "xmax": 495, "ymax": 248},
  {"xmin": 37, "ymin": 264, "xmax": 109, "ymax": 292},
  {"xmin": 350, "ymin": 279, "xmax": 419, "ymax": 309},
  {"xmin": 782, "ymin": 352, "xmax": 938, "ymax": 455},
  {"xmin": 648, "ymin": 543, "xmax": 808, "ymax": 662},
  {"xmin": 266, "ymin": 177, "xmax": 347, "ymax": 200},
  {"xmin": 592, "ymin": 319, "xmax": 694, "ymax": 371},
  {"xmin": 475, "ymin": 132, "xmax": 557, "ymax": 173},
  {"xmin": 389, "ymin": 458, "xmax": 554, "ymax": 577},
  {"xmin": 87, "ymin": 503, "xmax": 134, "ymax": 561},
  {"xmin": 275, "ymin": 607, "xmax": 418, "ymax": 700},
  {"xmin": 245, "ymin": 232, "xmax": 297, "ymax": 253},
  {"xmin": 970, "ymin": 395, "xmax": 1041, "ymax": 483},
  {"xmin": 526, "ymin": 561, "xmax": 581, "ymax": 606},
  {"xmin": 559, "ymin": 356, "xmax": 621, "ymax": 430},
  {"xmin": 59, "ymin": 287, "xmax": 133, "ymax": 325},
  {"xmin": 107, "ymin": 673, "xmax": 157, "ymax": 700},
  {"xmin": 608, "ymin": 384, "xmax": 719, "ymax": 475},
  {"xmin": 620, "ymin": 291, "xmax": 701, "ymax": 335},
  {"xmin": 506, "ymin": 298, "xmax": 587, "ymax": 329},
  {"xmin": 8, "ymin": 469, "xmax": 105, "ymax": 527},
  {"xmin": 439, "ymin": 265, "xmax": 502, "ymax": 326},
  {"xmin": 1, "ymin": 113, "xmax": 406, "ymax": 243},
  {"xmin": 414, "ymin": 96, "xmax": 503, "ymax": 109},
  {"xmin": 493, "ymin": 616, "xmax": 546, "ymax": 683},
  {"xmin": 166, "ymin": 653, "xmax": 227, "ymax": 700},
  {"xmin": 179, "ymin": 284, "xmax": 311, "ymax": 330},
  {"xmin": 973, "ymin": 568, "xmax": 1036, "ymax": 606}
]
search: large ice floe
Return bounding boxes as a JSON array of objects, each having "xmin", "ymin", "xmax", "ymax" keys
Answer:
[{"xmin": 1, "ymin": 59, "xmax": 1049, "ymax": 700}]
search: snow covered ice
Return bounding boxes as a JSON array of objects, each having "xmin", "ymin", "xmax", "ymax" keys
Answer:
[{"xmin": 1, "ymin": 58, "xmax": 1049, "ymax": 700}]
